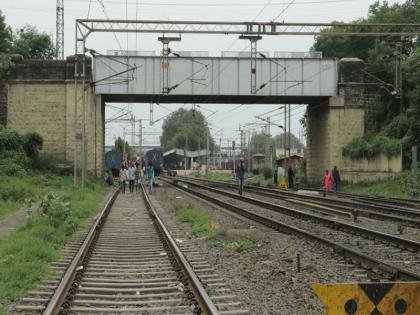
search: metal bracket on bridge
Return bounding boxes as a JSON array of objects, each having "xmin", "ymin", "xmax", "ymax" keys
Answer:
[
  {"xmin": 158, "ymin": 35, "xmax": 182, "ymax": 95},
  {"xmin": 239, "ymin": 35, "xmax": 262, "ymax": 94},
  {"xmin": 311, "ymin": 282, "xmax": 420, "ymax": 315}
]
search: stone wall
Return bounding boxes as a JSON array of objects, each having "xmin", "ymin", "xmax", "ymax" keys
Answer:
[
  {"xmin": 0, "ymin": 81, "xmax": 7, "ymax": 126},
  {"xmin": 306, "ymin": 98, "xmax": 365, "ymax": 182},
  {"xmin": 6, "ymin": 57, "xmax": 104, "ymax": 175},
  {"xmin": 341, "ymin": 154, "xmax": 402, "ymax": 182}
]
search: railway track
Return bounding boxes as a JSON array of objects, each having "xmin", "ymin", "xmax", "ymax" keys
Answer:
[
  {"xmin": 14, "ymin": 185, "xmax": 248, "ymax": 315},
  {"xmin": 162, "ymin": 177, "xmax": 420, "ymax": 282},
  {"xmin": 300, "ymin": 187, "xmax": 420, "ymax": 210},
  {"xmin": 176, "ymin": 176, "xmax": 420, "ymax": 227}
]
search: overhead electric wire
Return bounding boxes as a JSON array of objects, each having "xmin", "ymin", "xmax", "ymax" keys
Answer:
[
  {"xmin": 95, "ymin": 0, "xmax": 124, "ymax": 52},
  {"xmin": 63, "ymin": 0, "xmax": 371, "ymax": 7},
  {"xmin": 86, "ymin": 0, "xmax": 93, "ymax": 18},
  {"xmin": 272, "ymin": 0, "xmax": 297, "ymax": 21}
]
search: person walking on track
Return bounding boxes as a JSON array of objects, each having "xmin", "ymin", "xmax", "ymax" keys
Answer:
[
  {"xmin": 288, "ymin": 166, "xmax": 295, "ymax": 189},
  {"xmin": 134, "ymin": 165, "xmax": 140, "ymax": 193},
  {"xmin": 332, "ymin": 166, "xmax": 341, "ymax": 193},
  {"xmin": 146, "ymin": 162, "xmax": 155, "ymax": 194},
  {"xmin": 127, "ymin": 162, "xmax": 136, "ymax": 193},
  {"xmin": 119, "ymin": 165, "xmax": 128, "ymax": 194},
  {"xmin": 236, "ymin": 158, "xmax": 246, "ymax": 195},
  {"xmin": 322, "ymin": 169, "xmax": 333, "ymax": 197}
]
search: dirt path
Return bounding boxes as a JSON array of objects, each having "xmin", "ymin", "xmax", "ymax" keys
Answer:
[{"xmin": 0, "ymin": 203, "xmax": 40, "ymax": 239}]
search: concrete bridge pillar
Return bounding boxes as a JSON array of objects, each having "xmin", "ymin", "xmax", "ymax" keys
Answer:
[{"xmin": 306, "ymin": 58, "xmax": 386, "ymax": 184}]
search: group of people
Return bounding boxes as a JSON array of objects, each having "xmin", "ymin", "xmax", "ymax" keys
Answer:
[
  {"xmin": 322, "ymin": 166, "xmax": 341, "ymax": 196},
  {"xmin": 119, "ymin": 161, "xmax": 155, "ymax": 194}
]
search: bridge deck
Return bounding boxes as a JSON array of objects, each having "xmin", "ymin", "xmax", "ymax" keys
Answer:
[{"xmin": 94, "ymin": 56, "xmax": 337, "ymax": 99}]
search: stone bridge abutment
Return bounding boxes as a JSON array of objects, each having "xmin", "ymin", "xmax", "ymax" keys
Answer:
[{"xmin": 306, "ymin": 58, "xmax": 400, "ymax": 184}]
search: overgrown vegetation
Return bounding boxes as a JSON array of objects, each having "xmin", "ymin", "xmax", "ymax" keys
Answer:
[
  {"xmin": 0, "ymin": 127, "xmax": 108, "ymax": 313},
  {"xmin": 260, "ymin": 166, "xmax": 273, "ymax": 180},
  {"xmin": 313, "ymin": 1, "xmax": 420, "ymax": 162},
  {"xmin": 342, "ymin": 135, "xmax": 401, "ymax": 159},
  {"xmin": 0, "ymin": 176, "xmax": 106, "ymax": 312},
  {"xmin": 342, "ymin": 171, "xmax": 420, "ymax": 199},
  {"xmin": 0, "ymin": 127, "xmax": 45, "ymax": 176},
  {"xmin": 175, "ymin": 203, "xmax": 217, "ymax": 239}
]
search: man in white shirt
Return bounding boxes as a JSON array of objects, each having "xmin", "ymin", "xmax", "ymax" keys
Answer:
[{"xmin": 127, "ymin": 162, "xmax": 136, "ymax": 193}]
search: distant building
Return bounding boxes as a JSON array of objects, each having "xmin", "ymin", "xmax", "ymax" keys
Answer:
[{"xmin": 276, "ymin": 154, "xmax": 304, "ymax": 169}]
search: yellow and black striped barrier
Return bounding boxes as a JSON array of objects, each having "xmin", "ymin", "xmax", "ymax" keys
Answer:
[{"xmin": 311, "ymin": 282, "xmax": 420, "ymax": 315}]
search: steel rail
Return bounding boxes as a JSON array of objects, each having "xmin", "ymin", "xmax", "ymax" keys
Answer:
[
  {"xmin": 43, "ymin": 184, "xmax": 219, "ymax": 315},
  {"xmin": 43, "ymin": 188, "xmax": 120, "ymax": 315},
  {"xmin": 165, "ymin": 178, "xmax": 420, "ymax": 281},
  {"xmin": 139, "ymin": 183, "xmax": 220, "ymax": 315},
  {"xmin": 302, "ymin": 188, "xmax": 420, "ymax": 209},
  {"xmin": 178, "ymin": 176, "xmax": 420, "ymax": 223},
  {"xmin": 169, "ymin": 177, "xmax": 420, "ymax": 252}
]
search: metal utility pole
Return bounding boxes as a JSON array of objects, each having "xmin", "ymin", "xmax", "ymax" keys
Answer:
[
  {"xmin": 413, "ymin": 145, "xmax": 418, "ymax": 183},
  {"xmin": 206, "ymin": 135, "xmax": 209, "ymax": 173},
  {"xmin": 247, "ymin": 131, "xmax": 251, "ymax": 172},
  {"xmin": 265, "ymin": 117, "xmax": 271, "ymax": 167},
  {"xmin": 284, "ymin": 106, "xmax": 287, "ymax": 167},
  {"xmin": 56, "ymin": 0, "xmax": 64, "ymax": 59},
  {"xmin": 219, "ymin": 138, "xmax": 222, "ymax": 169},
  {"xmin": 184, "ymin": 135, "xmax": 188, "ymax": 172},
  {"xmin": 138, "ymin": 120, "xmax": 143, "ymax": 156},
  {"xmin": 288, "ymin": 104, "xmax": 291, "ymax": 166},
  {"xmin": 394, "ymin": 40, "xmax": 403, "ymax": 112}
]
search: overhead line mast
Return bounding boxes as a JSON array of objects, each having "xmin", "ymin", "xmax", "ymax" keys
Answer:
[{"xmin": 56, "ymin": 0, "xmax": 64, "ymax": 59}]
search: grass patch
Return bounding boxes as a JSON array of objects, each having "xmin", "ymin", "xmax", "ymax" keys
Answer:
[
  {"xmin": 341, "ymin": 171, "xmax": 420, "ymax": 200},
  {"xmin": 190, "ymin": 171, "xmax": 233, "ymax": 182},
  {"xmin": 0, "ymin": 176, "xmax": 107, "ymax": 312},
  {"xmin": 214, "ymin": 239, "xmax": 255, "ymax": 253},
  {"xmin": 0, "ymin": 201, "xmax": 20, "ymax": 219},
  {"xmin": 174, "ymin": 203, "xmax": 217, "ymax": 239},
  {"xmin": 0, "ymin": 174, "xmax": 78, "ymax": 220},
  {"xmin": 169, "ymin": 199, "xmax": 255, "ymax": 253}
]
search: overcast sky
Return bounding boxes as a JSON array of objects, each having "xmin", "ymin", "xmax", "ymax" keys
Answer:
[{"xmin": 1, "ymin": 0, "xmax": 406, "ymax": 147}]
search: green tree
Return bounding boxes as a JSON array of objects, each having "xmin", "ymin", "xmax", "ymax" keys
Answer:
[
  {"xmin": 273, "ymin": 132, "xmax": 304, "ymax": 151},
  {"xmin": 0, "ymin": 11, "xmax": 11, "ymax": 54},
  {"xmin": 250, "ymin": 133, "xmax": 271, "ymax": 155},
  {"xmin": 114, "ymin": 137, "xmax": 132, "ymax": 158},
  {"xmin": 0, "ymin": 10, "xmax": 12, "ymax": 77},
  {"xmin": 313, "ymin": 0, "xmax": 420, "ymax": 161},
  {"xmin": 11, "ymin": 25, "xmax": 55, "ymax": 59},
  {"xmin": 160, "ymin": 108, "xmax": 215, "ymax": 151}
]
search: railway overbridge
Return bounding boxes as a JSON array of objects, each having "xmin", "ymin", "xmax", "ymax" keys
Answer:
[{"xmin": 1, "ymin": 54, "xmax": 397, "ymax": 183}]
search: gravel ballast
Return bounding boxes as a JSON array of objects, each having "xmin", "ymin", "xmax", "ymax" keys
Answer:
[{"xmin": 150, "ymin": 183, "xmax": 379, "ymax": 315}]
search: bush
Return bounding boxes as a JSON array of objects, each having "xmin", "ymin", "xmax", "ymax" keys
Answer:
[
  {"xmin": 342, "ymin": 135, "xmax": 401, "ymax": 159},
  {"xmin": 22, "ymin": 132, "xmax": 43, "ymax": 159},
  {"xmin": 0, "ymin": 179, "xmax": 35, "ymax": 202},
  {"xmin": 260, "ymin": 166, "xmax": 273, "ymax": 180},
  {"xmin": 0, "ymin": 150, "xmax": 30, "ymax": 176},
  {"xmin": 40, "ymin": 193, "xmax": 75, "ymax": 233},
  {"xmin": 0, "ymin": 128, "xmax": 22, "ymax": 151}
]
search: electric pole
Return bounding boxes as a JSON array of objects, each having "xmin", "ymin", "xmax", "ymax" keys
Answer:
[
  {"xmin": 288, "ymin": 104, "xmax": 291, "ymax": 166},
  {"xmin": 394, "ymin": 40, "xmax": 403, "ymax": 112},
  {"xmin": 56, "ymin": 0, "xmax": 64, "ymax": 60}
]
